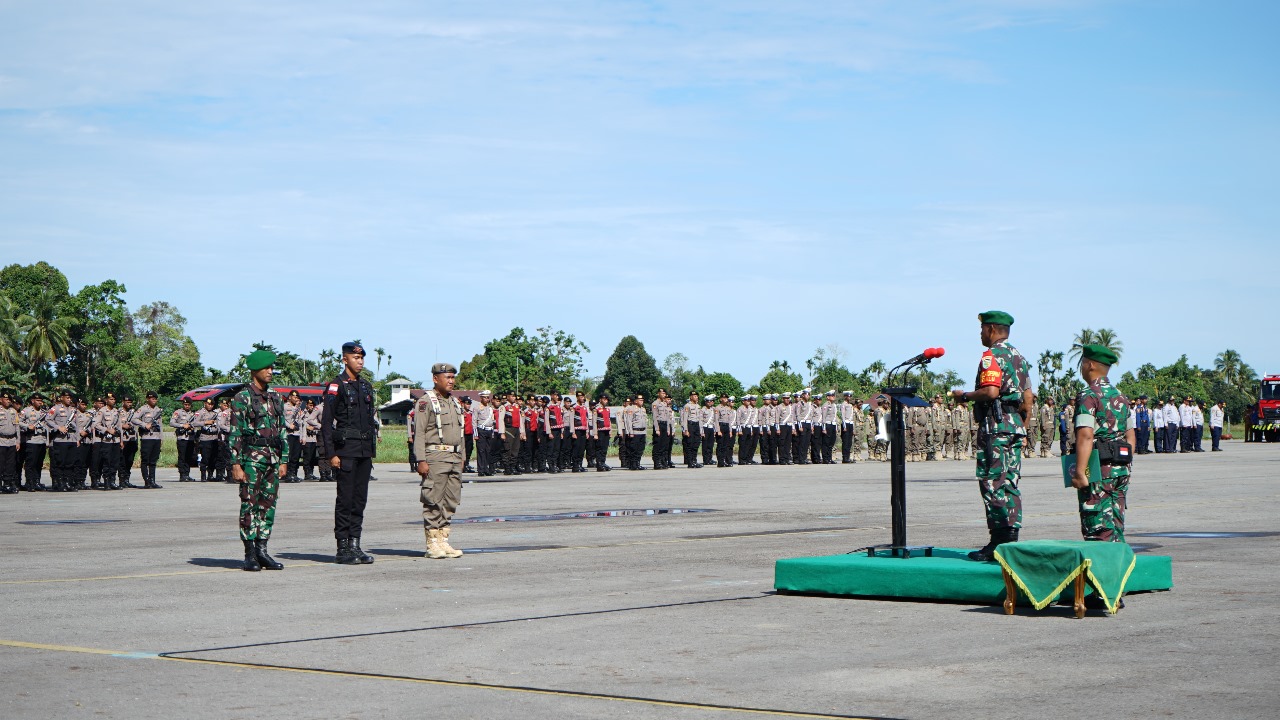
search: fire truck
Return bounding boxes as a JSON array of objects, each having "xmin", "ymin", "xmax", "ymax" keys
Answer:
[{"xmin": 1252, "ymin": 375, "xmax": 1280, "ymax": 442}]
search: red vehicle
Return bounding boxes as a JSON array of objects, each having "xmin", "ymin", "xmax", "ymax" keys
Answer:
[
  {"xmin": 1252, "ymin": 375, "xmax": 1280, "ymax": 442},
  {"xmin": 179, "ymin": 383, "xmax": 328, "ymax": 405}
]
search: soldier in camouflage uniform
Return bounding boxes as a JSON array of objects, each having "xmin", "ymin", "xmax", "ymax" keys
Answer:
[
  {"xmin": 1071, "ymin": 345, "xmax": 1134, "ymax": 542},
  {"xmin": 952, "ymin": 311, "xmax": 1033, "ymax": 561},
  {"xmin": 228, "ymin": 349, "xmax": 289, "ymax": 572},
  {"xmin": 1038, "ymin": 397, "xmax": 1057, "ymax": 458}
]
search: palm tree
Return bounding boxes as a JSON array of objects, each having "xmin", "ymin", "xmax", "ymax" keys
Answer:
[
  {"xmin": 0, "ymin": 294, "xmax": 25, "ymax": 373},
  {"xmin": 865, "ymin": 360, "xmax": 887, "ymax": 384},
  {"xmin": 1068, "ymin": 328, "xmax": 1096, "ymax": 365},
  {"xmin": 20, "ymin": 287, "xmax": 72, "ymax": 385},
  {"xmin": 1093, "ymin": 328, "xmax": 1124, "ymax": 360},
  {"xmin": 1215, "ymin": 349, "xmax": 1243, "ymax": 387},
  {"xmin": 374, "ymin": 347, "xmax": 386, "ymax": 378}
]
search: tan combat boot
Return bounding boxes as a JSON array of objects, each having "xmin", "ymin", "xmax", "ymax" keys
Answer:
[
  {"xmin": 424, "ymin": 528, "xmax": 449, "ymax": 559},
  {"xmin": 439, "ymin": 527, "xmax": 463, "ymax": 558}
]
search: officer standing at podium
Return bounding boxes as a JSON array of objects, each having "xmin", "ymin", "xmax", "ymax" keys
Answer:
[
  {"xmin": 951, "ymin": 310, "xmax": 1033, "ymax": 561},
  {"xmin": 322, "ymin": 341, "xmax": 378, "ymax": 566}
]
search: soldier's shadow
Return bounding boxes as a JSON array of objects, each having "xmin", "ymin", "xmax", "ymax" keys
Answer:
[
  {"xmin": 368, "ymin": 548, "xmax": 423, "ymax": 558},
  {"xmin": 275, "ymin": 552, "xmax": 333, "ymax": 563},
  {"xmin": 188, "ymin": 557, "xmax": 246, "ymax": 569}
]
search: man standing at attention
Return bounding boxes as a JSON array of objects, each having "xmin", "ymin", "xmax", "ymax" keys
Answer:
[
  {"xmin": 414, "ymin": 363, "xmax": 466, "ymax": 559},
  {"xmin": 1070, "ymin": 345, "xmax": 1134, "ymax": 543},
  {"xmin": 228, "ymin": 349, "xmax": 289, "ymax": 572},
  {"xmin": 951, "ymin": 311, "xmax": 1033, "ymax": 561},
  {"xmin": 322, "ymin": 341, "xmax": 378, "ymax": 565}
]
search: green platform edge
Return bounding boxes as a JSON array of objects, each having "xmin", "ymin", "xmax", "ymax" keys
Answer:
[{"xmin": 774, "ymin": 547, "xmax": 1173, "ymax": 603}]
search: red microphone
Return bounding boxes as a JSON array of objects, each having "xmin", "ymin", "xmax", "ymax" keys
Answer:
[{"xmin": 906, "ymin": 348, "xmax": 945, "ymax": 364}]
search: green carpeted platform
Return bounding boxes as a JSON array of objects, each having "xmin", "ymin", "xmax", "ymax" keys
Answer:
[{"xmin": 774, "ymin": 547, "xmax": 1172, "ymax": 604}]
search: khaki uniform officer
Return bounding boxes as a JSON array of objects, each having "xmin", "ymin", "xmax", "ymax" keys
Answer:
[{"xmin": 414, "ymin": 363, "xmax": 466, "ymax": 559}]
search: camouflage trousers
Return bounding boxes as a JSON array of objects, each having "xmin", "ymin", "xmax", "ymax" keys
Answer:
[
  {"xmin": 975, "ymin": 433, "xmax": 1023, "ymax": 530},
  {"xmin": 239, "ymin": 461, "xmax": 281, "ymax": 541},
  {"xmin": 1078, "ymin": 470, "xmax": 1129, "ymax": 542}
]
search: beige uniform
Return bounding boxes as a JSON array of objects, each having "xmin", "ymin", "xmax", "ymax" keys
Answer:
[{"xmin": 413, "ymin": 390, "xmax": 465, "ymax": 530}]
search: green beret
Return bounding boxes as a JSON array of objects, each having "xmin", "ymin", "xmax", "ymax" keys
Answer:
[
  {"xmin": 246, "ymin": 349, "xmax": 277, "ymax": 372},
  {"xmin": 978, "ymin": 310, "xmax": 1014, "ymax": 326},
  {"xmin": 1080, "ymin": 344, "xmax": 1118, "ymax": 366}
]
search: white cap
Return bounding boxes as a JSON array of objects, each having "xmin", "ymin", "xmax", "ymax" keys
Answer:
[{"xmin": 478, "ymin": 390, "xmax": 492, "ymax": 397}]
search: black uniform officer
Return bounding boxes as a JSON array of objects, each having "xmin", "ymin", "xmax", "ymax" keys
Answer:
[{"xmin": 321, "ymin": 341, "xmax": 378, "ymax": 565}]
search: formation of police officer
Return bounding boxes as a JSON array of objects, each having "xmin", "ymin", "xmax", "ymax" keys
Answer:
[
  {"xmin": 321, "ymin": 341, "xmax": 378, "ymax": 565},
  {"xmin": 2, "ymin": 387, "xmax": 172, "ymax": 493}
]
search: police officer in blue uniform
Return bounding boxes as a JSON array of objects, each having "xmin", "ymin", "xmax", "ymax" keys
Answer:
[{"xmin": 321, "ymin": 341, "xmax": 378, "ymax": 565}]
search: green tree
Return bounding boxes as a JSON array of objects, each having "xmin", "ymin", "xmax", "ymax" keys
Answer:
[
  {"xmin": 125, "ymin": 301, "xmax": 205, "ymax": 400},
  {"xmin": 805, "ymin": 345, "xmax": 857, "ymax": 394},
  {"xmin": 0, "ymin": 261, "xmax": 71, "ymax": 319},
  {"xmin": 19, "ymin": 286, "xmax": 73, "ymax": 387},
  {"xmin": 598, "ymin": 335, "xmax": 663, "ymax": 401},
  {"xmin": 530, "ymin": 326, "xmax": 590, "ymax": 391},
  {"xmin": 57, "ymin": 280, "xmax": 131, "ymax": 395},
  {"xmin": 757, "ymin": 360, "xmax": 803, "ymax": 395},
  {"xmin": 699, "ymin": 371, "xmax": 744, "ymax": 401},
  {"xmin": 1068, "ymin": 328, "xmax": 1097, "ymax": 365}
]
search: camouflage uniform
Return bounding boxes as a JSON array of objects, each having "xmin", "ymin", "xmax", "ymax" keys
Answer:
[
  {"xmin": 1074, "ymin": 377, "xmax": 1132, "ymax": 542},
  {"xmin": 972, "ymin": 340, "xmax": 1032, "ymax": 531},
  {"xmin": 228, "ymin": 384, "xmax": 286, "ymax": 541}
]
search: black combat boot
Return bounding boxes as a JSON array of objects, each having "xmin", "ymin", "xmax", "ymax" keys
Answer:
[
  {"xmin": 334, "ymin": 538, "xmax": 359, "ymax": 565},
  {"xmin": 119, "ymin": 472, "xmax": 140, "ymax": 489},
  {"xmin": 255, "ymin": 539, "xmax": 283, "ymax": 570},
  {"xmin": 148, "ymin": 465, "xmax": 164, "ymax": 489},
  {"xmin": 242, "ymin": 539, "xmax": 261, "ymax": 572},
  {"xmin": 968, "ymin": 527, "xmax": 1017, "ymax": 562},
  {"xmin": 350, "ymin": 537, "xmax": 374, "ymax": 564}
]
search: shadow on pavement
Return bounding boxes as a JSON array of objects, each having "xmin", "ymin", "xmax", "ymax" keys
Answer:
[{"xmin": 187, "ymin": 557, "xmax": 245, "ymax": 569}]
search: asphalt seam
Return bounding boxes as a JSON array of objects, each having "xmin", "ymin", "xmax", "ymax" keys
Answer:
[{"xmin": 0, "ymin": 638, "xmax": 894, "ymax": 719}]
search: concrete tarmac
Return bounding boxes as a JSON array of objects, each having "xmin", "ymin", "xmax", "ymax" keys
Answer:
[{"xmin": 2, "ymin": 444, "xmax": 1277, "ymax": 719}]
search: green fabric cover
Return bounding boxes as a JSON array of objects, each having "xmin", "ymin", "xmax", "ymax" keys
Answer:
[
  {"xmin": 774, "ymin": 547, "xmax": 1171, "ymax": 605},
  {"xmin": 994, "ymin": 539, "xmax": 1135, "ymax": 613}
]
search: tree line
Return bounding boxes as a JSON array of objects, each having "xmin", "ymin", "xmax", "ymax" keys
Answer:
[{"xmin": 2, "ymin": 262, "xmax": 1264, "ymax": 420}]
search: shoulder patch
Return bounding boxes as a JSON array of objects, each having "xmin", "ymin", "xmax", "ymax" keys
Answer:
[
  {"xmin": 326, "ymin": 383, "xmax": 339, "ymax": 395},
  {"xmin": 417, "ymin": 399, "xmax": 430, "ymax": 412}
]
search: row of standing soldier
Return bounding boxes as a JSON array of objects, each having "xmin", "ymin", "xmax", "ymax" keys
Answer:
[{"xmin": 403, "ymin": 387, "xmax": 1065, "ymax": 477}]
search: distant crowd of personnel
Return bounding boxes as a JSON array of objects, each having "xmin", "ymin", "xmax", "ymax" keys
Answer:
[
  {"xmin": 0, "ymin": 386, "xmax": 356, "ymax": 494},
  {"xmin": 404, "ymin": 386, "xmax": 1075, "ymax": 477}
]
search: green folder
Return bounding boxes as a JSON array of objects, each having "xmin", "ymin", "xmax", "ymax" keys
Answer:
[{"xmin": 1061, "ymin": 450, "xmax": 1102, "ymax": 488}]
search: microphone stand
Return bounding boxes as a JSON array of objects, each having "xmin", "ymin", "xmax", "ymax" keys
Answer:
[{"xmin": 858, "ymin": 355, "xmax": 938, "ymax": 559}]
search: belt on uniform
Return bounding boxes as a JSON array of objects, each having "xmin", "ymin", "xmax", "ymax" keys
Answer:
[{"xmin": 425, "ymin": 444, "xmax": 461, "ymax": 453}]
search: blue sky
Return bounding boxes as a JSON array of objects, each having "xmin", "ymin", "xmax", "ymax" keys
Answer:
[{"xmin": 2, "ymin": 1, "xmax": 1276, "ymax": 386}]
